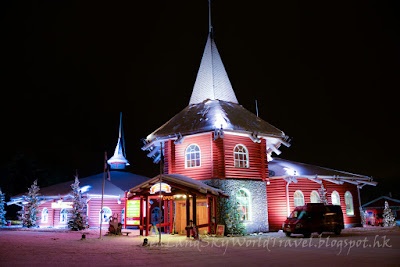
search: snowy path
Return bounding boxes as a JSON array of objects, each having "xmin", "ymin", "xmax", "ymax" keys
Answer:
[{"xmin": 0, "ymin": 227, "xmax": 399, "ymax": 266}]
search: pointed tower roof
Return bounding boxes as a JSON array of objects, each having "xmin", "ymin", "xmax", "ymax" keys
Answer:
[
  {"xmin": 108, "ymin": 113, "xmax": 129, "ymax": 169},
  {"xmin": 142, "ymin": 2, "xmax": 290, "ymax": 163},
  {"xmin": 189, "ymin": 34, "xmax": 238, "ymax": 105}
]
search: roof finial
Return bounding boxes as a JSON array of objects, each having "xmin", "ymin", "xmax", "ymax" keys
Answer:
[
  {"xmin": 119, "ymin": 112, "xmax": 122, "ymax": 138},
  {"xmin": 107, "ymin": 112, "xmax": 129, "ymax": 169},
  {"xmin": 208, "ymin": 0, "xmax": 213, "ymax": 35}
]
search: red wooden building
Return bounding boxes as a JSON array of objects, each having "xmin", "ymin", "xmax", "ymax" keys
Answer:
[
  {"xmin": 9, "ymin": 117, "xmax": 150, "ymax": 229},
  {"xmin": 140, "ymin": 9, "xmax": 377, "ymax": 233}
]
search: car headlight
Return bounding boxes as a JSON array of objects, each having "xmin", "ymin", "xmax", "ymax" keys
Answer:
[{"xmin": 295, "ymin": 223, "xmax": 302, "ymax": 229}]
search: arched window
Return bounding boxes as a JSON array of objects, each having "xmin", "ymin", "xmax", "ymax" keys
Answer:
[
  {"xmin": 99, "ymin": 207, "xmax": 112, "ymax": 223},
  {"xmin": 293, "ymin": 190, "xmax": 305, "ymax": 207},
  {"xmin": 236, "ymin": 189, "xmax": 251, "ymax": 221},
  {"xmin": 310, "ymin": 191, "xmax": 320, "ymax": 203},
  {"xmin": 234, "ymin": 144, "xmax": 249, "ymax": 168},
  {"xmin": 60, "ymin": 208, "xmax": 68, "ymax": 224},
  {"xmin": 41, "ymin": 208, "xmax": 48, "ymax": 223},
  {"xmin": 185, "ymin": 144, "xmax": 201, "ymax": 168},
  {"xmin": 331, "ymin": 191, "xmax": 341, "ymax": 206},
  {"xmin": 345, "ymin": 191, "xmax": 354, "ymax": 215},
  {"xmin": 121, "ymin": 208, "xmax": 125, "ymax": 225}
]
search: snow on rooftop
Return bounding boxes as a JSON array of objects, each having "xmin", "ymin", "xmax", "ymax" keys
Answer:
[
  {"xmin": 189, "ymin": 34, "xmax": 238, "ymax": 105},
  {"xmin": 145, "ymin": 99, "xmax": 285, "ymax": 142}
]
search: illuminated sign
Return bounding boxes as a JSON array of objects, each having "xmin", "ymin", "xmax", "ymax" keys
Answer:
[
  {"xmin": 51, "ymin": 201, "xmax": 73, "ymax": 209},
  {"xmin": 150, "ymin": 183, "xmax": 171, "ymax": 194},
  {"xmin": 126, "ymin": 198, "xmax": 140, "ymax": 226}
]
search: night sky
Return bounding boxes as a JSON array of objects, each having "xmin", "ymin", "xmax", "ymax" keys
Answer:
[{"xmin": 1, "ymin": 1, "xmax": 399, "ymax": 203}]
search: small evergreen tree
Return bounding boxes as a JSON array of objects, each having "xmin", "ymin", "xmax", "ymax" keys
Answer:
[
  {"xmin": 383, "ymin": 201, "xmax": 396, "ymax": 227},
  {"xmin": 318, "ymin": 184, "xmax": 328, "ymax": 205},
  {"xmin": 361, "ymin": 210, "xmax": 367, "ymax": 226},
  {"xmin": 68, "ymin": 176, "xmax": 88, "ymax": 231},
  {"xmin": 0, "ymin": 188, "xmax": 7, "ymax": 225},
  {"xmin": 19, "ymin": 180, "xmax": 40, "ymax": 228},
  {"xmin": 221, "ymin": 197, "xmax": 246, "ymax": 235}
]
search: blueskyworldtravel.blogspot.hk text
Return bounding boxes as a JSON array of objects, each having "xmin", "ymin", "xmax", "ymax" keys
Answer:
[{"xmin": 158, "ymin": 235, "xmax": 392, "ymax": 255}]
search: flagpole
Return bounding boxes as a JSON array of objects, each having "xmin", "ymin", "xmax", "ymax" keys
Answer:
[
  {"xmin": 159, "ymin": 142, "xmax": 163, "ymax": 245},
  {"xmin": 99, "ymin": 151, "xmax": 107, "ymax": 239}
]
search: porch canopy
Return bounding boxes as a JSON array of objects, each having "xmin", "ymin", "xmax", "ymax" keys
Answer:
[{"xmin": 127, "ymin": 174, "xmax": 227, "ymax": 236}]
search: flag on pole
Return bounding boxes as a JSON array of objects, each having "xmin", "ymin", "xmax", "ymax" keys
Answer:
[{"xmin": 105, "ymin": 152, "xmax": 111, "ymax": 181}]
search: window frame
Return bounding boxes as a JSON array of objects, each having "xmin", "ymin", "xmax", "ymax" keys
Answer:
[
  {"xmin": 310, "ymin": 191, "xmax": 320, "ymax": 203},
  {"xmin": 185, "ymin": 144, "xmax": 201, "ymax": 168},
  {"xmin": 99, "ymin": 207, "xmax": 112, "ymax": 224},
  {"xmin": 331, "ymin": 191, "xmax": 341, "ymax": 206},
  {"xmin": 345, "ymin": 191, "xmax": 354, "ymax": 216},
  {"xmin": 60, "ymin": 208, "xmax": 68, "ymax": 224},
  {"xmin": 293, "ymin": 190, "xmax": 305, "ymax": 207},
  {"xmin": 41, "ymin": 208, "xmax": 48, "ymax": 223},
  {"xmin": 236, "ymin": 188, "xmax": 251, "ymax": 222},
  {"xmin": 234, "ymin": 144, "xmax": 249, "ymax": 168}
]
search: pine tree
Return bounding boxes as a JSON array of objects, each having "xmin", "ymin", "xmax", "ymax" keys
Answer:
[
  {"xmin": 318, "ymin": 184, "xmax": 328, "ymax": 205},
  {"xmin": 19, "ymin": 180, "xmax": 41, "ymax": 228},
  {"xmin": 221, "ymin": 197, "xmax": 246, "ymax": 235},
  {"xmin": 0, "ymin": 188, "xmax": 7, "ymax": 225},
  {"xmin": 68, "ymin": 176, "xmax": 88, "ymax": 231},
  {"xmin": 383, "ymin": 201, "xmax": 396, "ymax": 227}
]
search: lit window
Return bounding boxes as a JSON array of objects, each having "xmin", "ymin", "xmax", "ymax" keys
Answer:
[
  {"xmin": 293, "ymin": 190, "xmax": 305, "ymax": 207},
  {"xmin": 185, "ymin": 144, "xmax": 201, "ymax": 168},
  {"xmin": 310, "ymin": 191, "xmax": 320, "ymax": 203},
  {"xmin": 121, "ymin": 208, "xmax": 125, "ymax": 225},
  {"xmin": 100, "ymin": 207, "xmax": 112, "ymax": 223},
  {"xmin": 331, "ymin": 191, "xmax": 341, "ymax": 206},
  {"xmin": 41, "ymin": 208, "xmax": 48, "ymax": 223},
  {"xmin": 60, "ymin": 208, "xmax": 68, "ymax": 224},
  {"xmin": 234, "ymin": 144, "xmax": 249, "ymax": 168},
  {"xmin": 345, "ymin": 191, "xmax": 354, "ymax": 216},
  {"xmin": 236, "ymin": 189, "xmax": 251, "ymax": 221}
]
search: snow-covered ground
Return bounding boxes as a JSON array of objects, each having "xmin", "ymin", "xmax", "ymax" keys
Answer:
[{"xmin": 1, "ymin": 226, "xmax": 399, "ymax": 266}]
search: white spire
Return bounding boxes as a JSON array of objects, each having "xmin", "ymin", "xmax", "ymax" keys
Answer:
[
  {"xmin": 189, "ymin": 2, "xmax": 238, "ymax": 105},
  {"xmin": 107, "ymin": 113, "xmax": 129, "ymax": 169}
]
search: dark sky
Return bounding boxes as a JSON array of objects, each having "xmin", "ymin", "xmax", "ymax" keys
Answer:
[{"xmin": 1, "ymin": 1, "xmax": 399, "ymax": 201}]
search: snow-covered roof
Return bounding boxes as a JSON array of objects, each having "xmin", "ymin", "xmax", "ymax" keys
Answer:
[
  {"xmin": 107, "ymin": 113, "xmax": 129, "ymax": 169},
  {"xmin": 8, "ymin": 171, "xmax": 150, "ymax": 205},
  {"xmin": 189, "ymin": 34, "xmax": 238, "ymax": 105},
  {"xmin": 268, "ymin": 158, "xmax": 376, "ymax": 186},
  {"xmin": 146, "ymin": 99, "xmax": 285, "ymax": 142},
  {"xmin": 107, "ymin": 138, "xmax": 129, "ymax": 166},
  {"xmin": 128, "ymin": 173, "xmax": 227, "ymax": 198}
]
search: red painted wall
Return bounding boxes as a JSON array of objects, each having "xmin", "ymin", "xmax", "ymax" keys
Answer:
[
  {"xmin": 223, "ymin": 135, "xmax": 266, "ymax": 180},
  {"xmin": 166, "ymin": 133, "xmax": 214, "ymax": 180},
  {"xmin": 37, "ymin": 198, "xmax": 126, "ymax": 228},
  {"xmin": 266, "ymin": 179, "xmax": 288, "ymax": 230},
  {"xmin": 164, "ymin": 132, "xmax": 267, "ymax": 181},
  {"xmin": 267, "ymin": 178, "xmax": 362, "ymax": 230},
  {"xmin": 88, "ymin": 198, "xmax": 125, "ymax": 228}
]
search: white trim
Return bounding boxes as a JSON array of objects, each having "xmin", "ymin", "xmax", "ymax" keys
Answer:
[
  {"xmin": 331, "ymin": 191, "xmax": 341, "ymax": 205},
  {"xmin": 99, "ymin": 206, "xmax": 112, "ymax": 224},
  {"xmin": 345, "ymin": 191, "xmax": 354, "ymax": 216},
  {"xmin": 41, "ymin": 208, "xmax": 49, "ymax": 223},
  {"xmin": 237, "ymin": 188, "xmax": 252, "ymax": 222},
  {"xmin": 233, "ymin": 144, "xmax": 249, "ymax": 168},
  {"xmin": 185, "ymin": 144, "xmax": 201, "ymax": 168},
  {"xmin": 293, "ymin": 190, "xmax": 305, "ymax": 207},
  {"xmin": 310, "ymin": 191, "xmax": 320, "ymax": 203},
  {"xmin": 60, "ymin": 208, "xmax": 68, "ymax": 224}
]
